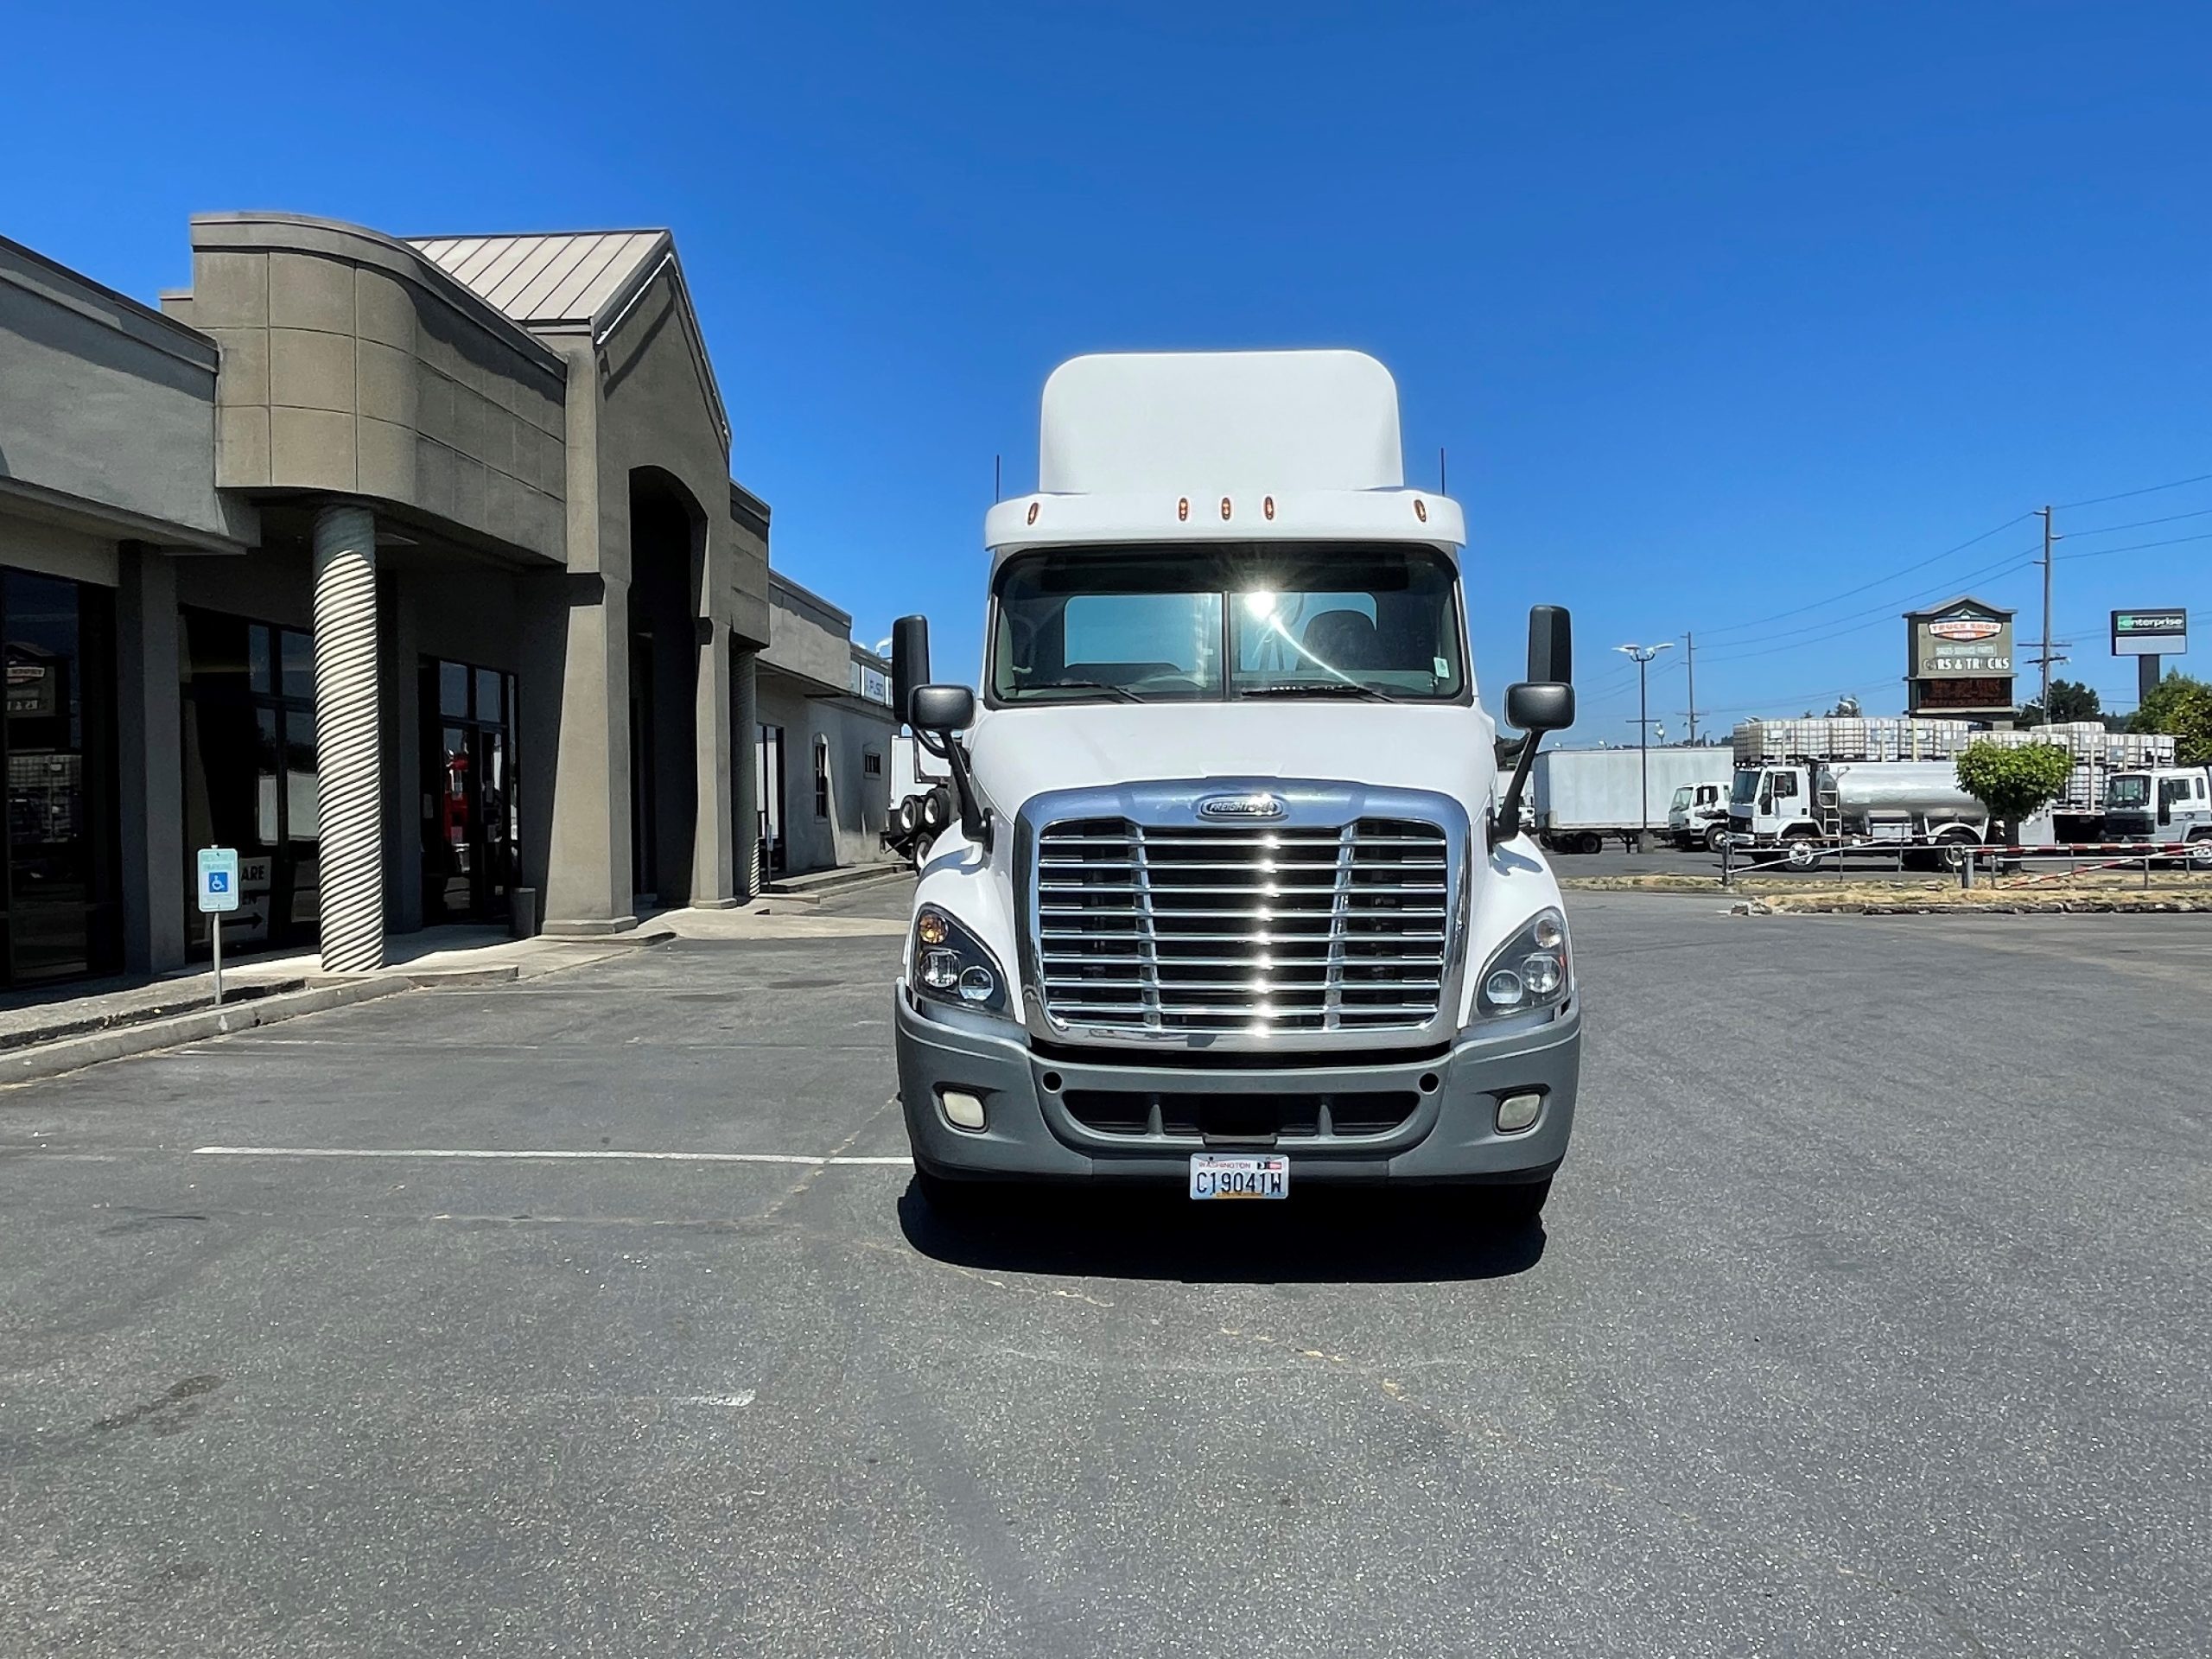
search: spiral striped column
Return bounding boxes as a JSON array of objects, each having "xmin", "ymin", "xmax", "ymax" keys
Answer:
[{"xmin": 311, "ymin": 504, "xmax": 384, "ymax": 974}]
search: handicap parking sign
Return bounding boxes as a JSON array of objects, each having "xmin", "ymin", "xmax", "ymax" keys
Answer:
[{"xmin": 197, "ymin": 847, "xmax": 241, "ymax": 913}]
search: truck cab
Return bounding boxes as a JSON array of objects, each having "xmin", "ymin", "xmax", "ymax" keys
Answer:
[
  {"xmin": 1727, "ymin": 763, "xmax": 1813, "ymax": 843},
  {"xmin": 2103, "ymin": 766, "xmax": 2212, "ymax": 846},
  {"xmin": 890, "ymin": 351, "xmax": 1581, "ymax": 1224},
  {"xmin": 1668, "ymin": 781, "xmax": 1728, "ymax": 850}
]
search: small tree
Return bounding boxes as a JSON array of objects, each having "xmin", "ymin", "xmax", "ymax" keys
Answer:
[
  {"xmin": 1955, "ymin": 742, "xmax": 2074, "ymax": 846},
  {"xmin": 2132, "ymin": 671, "xmax": 2212, "ymax": 767}
]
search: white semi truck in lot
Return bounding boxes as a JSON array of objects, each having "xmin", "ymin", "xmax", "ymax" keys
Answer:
[
  {"xmin": 2101, "ymin": 764, "xmax": 2212, "ymax": 849},
  {"xmin": 1529, "ymin": 747, "xmax": 1735, "ymax": 853},
  {"xmin": 888, "ymin": 350, "xmax": 1581, "ymax": 1223}
]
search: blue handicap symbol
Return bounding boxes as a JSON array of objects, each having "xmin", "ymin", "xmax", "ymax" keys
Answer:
[{"xmin": 208, "ymin": 871, "xmax": 231, "ymax": 893}]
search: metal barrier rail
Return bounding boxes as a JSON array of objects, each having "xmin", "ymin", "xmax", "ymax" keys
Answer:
[
  {"xmin": 1960, "ymin": 842, "xmax": 2212, "ymax": 891},
  {"xmin": 1716, "ymin": 834, "xmax": 2212, "ymax": 888}
]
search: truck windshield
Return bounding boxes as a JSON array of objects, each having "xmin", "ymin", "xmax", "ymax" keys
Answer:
[
  {"xmin": 1729, "ymin": 769, "xmax": 1760, "ymax": 806},
  {"xmin": 1669, "ymin": 786, "xmax": 1692, "ymax": 810},
  {"xmin": 990, "ymin": 544, "xmax": 1466, "ymax": 704},
  {"xmin": 2106, "ymin": 775, "xmax": 2150, "ymax": 809}
]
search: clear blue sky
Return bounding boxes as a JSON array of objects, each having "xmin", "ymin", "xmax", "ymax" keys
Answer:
[{"xmin": 9, "ymin": 2, "xmax": 2207, "ymax": 740}]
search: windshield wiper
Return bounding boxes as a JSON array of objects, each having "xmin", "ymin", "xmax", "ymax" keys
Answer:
[
  {"xmin": 1238, "ymin": 680, "xmax": 1402, "ymax": 702},
  {"xmin": 1024, "ymin": 677, "xmax": 1144, "ymax": 703}
]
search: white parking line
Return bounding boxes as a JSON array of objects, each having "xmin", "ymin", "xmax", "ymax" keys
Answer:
[{"xmin": 192, "ymin": 1146, "xmax": 913, "ymax": 1166}]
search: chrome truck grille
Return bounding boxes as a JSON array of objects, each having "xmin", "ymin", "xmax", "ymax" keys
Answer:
[{"xmin": 1020, "ymin": 786, "xmax": 1466, "ymax": 1052}]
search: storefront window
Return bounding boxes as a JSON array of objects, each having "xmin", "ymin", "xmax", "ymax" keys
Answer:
[{"xmin": 1, "ymin": 569, "xmax": 120, "ymax": 984}]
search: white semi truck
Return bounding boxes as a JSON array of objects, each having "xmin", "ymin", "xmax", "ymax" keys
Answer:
[
  {"xmin": 889, "ymin": 350, "xmax": 1581, "ymax": 1224},
  {"xmin": 1529, "ymin": 748, "xmax": 1735, "ymax": 854},
  {"xmin": 2101, "ymin": 765, "xmax": 2212, "ymax": 849}
]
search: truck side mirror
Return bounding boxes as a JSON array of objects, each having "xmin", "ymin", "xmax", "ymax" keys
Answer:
[
  {"xmin": 892, "ymin": 614, "xmax": 931, "ymax": 726},
  {"xmin": 907, "ymin": 683, "xmax": 990, "ymax": 849},
  {"xmin": 1503, "ymin": 682, "xmax": 1575, "ymax": 734},
  {"xmin": 1491, "ymin": 606, "xmax": 1576, "ymax": 849},
  {"xmin": 1526, "ymin": 604, "xmax": 1572, "ymax": 686},
  {"xmin": 909, "ymin": 683, "xmax": 974, "ymax": 734}
]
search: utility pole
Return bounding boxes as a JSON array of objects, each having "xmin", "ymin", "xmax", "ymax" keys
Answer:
[
  {"xmin": 2025, "ymin": 499, "xmax": 2070, "ymax": 721},
  {"xmin": 1617, "ymin": 642, "xmax": 1672, "ymax": 848},
  {"xmin": 1683, "ymin": 631, "xmax": 1698, "ymax": 745},
  {"xmin": 2035, "ymin": 505, "xmax": 2058, "ymax": 717}
]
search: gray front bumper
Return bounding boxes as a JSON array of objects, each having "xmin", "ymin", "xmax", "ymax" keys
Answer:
[{"xmin": 895, "ymin": 990, "xmax": 1580, "ymax": 1186}]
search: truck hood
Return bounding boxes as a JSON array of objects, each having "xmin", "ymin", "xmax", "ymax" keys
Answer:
[{"xmin": 966, "ymin": 702, "xmax": 1496, "ymax": 819}]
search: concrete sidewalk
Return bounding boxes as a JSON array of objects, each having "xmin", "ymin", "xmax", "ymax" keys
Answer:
[
  {"xmin": 0, "ymin": 875, "xmax": 917, "ymax": 1087},
  {"xmin": 0, "ymin": 922, "xmax": 682, "ymax": 1086}
]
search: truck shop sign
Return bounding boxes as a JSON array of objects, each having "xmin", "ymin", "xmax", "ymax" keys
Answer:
[
  {"xmin": 1910, "ymin": 601, "xmax": 2014, "ymax": 677},
  {"xmin": 2111, "ymin": 608, "xmax": 2188, "ymax": 657}
]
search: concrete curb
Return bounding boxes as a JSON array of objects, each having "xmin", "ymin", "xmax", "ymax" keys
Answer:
[
  {"xmin": 0, "ymin": 977, "xmax": 416, "ymax": 1087},
  {"xmin": 1732, "ymin": 899, "xmax": 2212, "ymax": 917},
  {"xmin": 760, "ymin": 866, "xmax": 912, "ymax": 904}
]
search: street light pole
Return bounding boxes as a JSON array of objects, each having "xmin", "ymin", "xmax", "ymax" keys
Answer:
[{"xmin": 1617, "ymin": 642, "xmax": 1673, "ymax": 850}]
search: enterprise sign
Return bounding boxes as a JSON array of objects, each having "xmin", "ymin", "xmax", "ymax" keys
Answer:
[{"xmin": 2111, "ymin": 608, "xmax": 2188, "ymax": 658}]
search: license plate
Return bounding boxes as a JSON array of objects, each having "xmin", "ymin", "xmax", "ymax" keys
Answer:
[{"xmin": 1189, "ymin": 1153, "xmax": 1289, "ymax": 1200}]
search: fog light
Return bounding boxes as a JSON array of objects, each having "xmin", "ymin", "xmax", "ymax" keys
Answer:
[
  {"xmin": 920, "ymin": 950, "xmax": 959, "ymax": 990},
  {"xmin": 1497, "ymin": 1092, "xmax": 1542, "ymax": 1134},
  {"xmin": 940, "ymin": 1088, "xmax": 987, "ymax": 1131},
  {"xmin": 957, "ymin": 965, "xmax": 996, "ymax": 1003},
  {"xmin": 1520, "ymin": 952, "xmax": 1562, "ymax": 995},
  {"xmin": 1484, "ymin": 969, "xmax": 1525, "ymax": 1007}
]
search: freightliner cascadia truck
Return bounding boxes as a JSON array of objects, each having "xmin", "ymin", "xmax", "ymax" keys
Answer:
[{"xmin": 889, "ymin": 351, "xmax": 1580, "ymax": 1224}]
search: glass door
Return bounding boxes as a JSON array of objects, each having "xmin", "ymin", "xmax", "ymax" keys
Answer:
[
  {"xmin": 421, "ymin": 660, "xmax": 518, "ymax": 925},
  {"xmin": 757, "ymin": 723, "xmax": 785, "ymax": 876}
]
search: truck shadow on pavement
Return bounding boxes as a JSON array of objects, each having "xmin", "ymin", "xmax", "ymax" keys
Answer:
[{"xmin": 895, "ymin": 1185, "xmax": 1546, "ymax": 1284}]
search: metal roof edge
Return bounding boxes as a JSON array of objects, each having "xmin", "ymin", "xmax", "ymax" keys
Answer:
[
  {"xmin": 190, "ymin": 213, "xmax": 567, "ymax": 380},
  {"xmin": 589, "ymin": 236, "xmax": 731, "ymax": 449},
  {"xmin": 769, "ymin": 569, "xmax": 854, "ymax": 629},
  {"xmin": 0, "ymin": 232, "xmax": 220, "ymax": 371}
]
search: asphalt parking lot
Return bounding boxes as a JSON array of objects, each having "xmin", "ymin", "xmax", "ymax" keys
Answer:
[{"xmin": 3, "ymin": 881, "xmax": 2208, "ymax": 1656}]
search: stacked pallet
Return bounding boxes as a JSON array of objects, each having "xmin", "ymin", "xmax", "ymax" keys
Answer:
[{"xmin": 1731, "ymin": 718, "xmax": 1979, "ymax": 765}]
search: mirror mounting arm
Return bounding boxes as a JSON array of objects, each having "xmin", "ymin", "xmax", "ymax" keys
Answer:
[
  {"xmin": 942, "ymin": 740, "xmax": 994, "ymax": 851},
  {"xmin": 1490, "ymin": 737, "xmax": 1544, "ymax": 851}
]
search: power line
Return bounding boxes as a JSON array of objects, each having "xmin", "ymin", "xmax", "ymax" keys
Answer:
[
  {"xmin": 1694, "ymin": 512, "xmax": 2032, "ymax": 641},
  {"xmin": 2057, "ymin": 471, "xmax": 2212, "ymax": 511},
  {"xmin": 2061, "ymin": 504, "xmax": 2212, "ymax": 538},
  {"xmin": 1691, "ymin": 549, "xmax": 2041, "ymax": 665},
  {"xmin": 2055, "ymin": 530, "xmax": 2212, "ymax": 561}
]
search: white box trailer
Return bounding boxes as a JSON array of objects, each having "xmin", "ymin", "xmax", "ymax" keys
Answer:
[{"xmin": 1531, "ymin": 747, "xmax": 1737, "ymax": 853}]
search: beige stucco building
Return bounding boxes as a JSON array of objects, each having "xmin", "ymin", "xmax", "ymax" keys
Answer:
[{"xmin": 0, "ymin": 214, "xmax": 894, "ymax": 988}]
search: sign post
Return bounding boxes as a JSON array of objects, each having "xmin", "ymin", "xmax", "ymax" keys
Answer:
[
  {"xmin": 196, "ymin": 847, "xmax": 240, "ymax": 1005},
  {"xmin": 2112, "ymin": 608, "xmax": 2189, "ymax": 707}
]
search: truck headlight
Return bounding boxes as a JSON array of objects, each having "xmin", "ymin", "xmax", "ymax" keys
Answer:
[
  {"xmin": 910, "ymin": 906, "xmax": 1010, "ymax": 1014},
  {"xmin": 1476, "ymin": 908, "xmax": 1571, "ymax": 1019}
]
